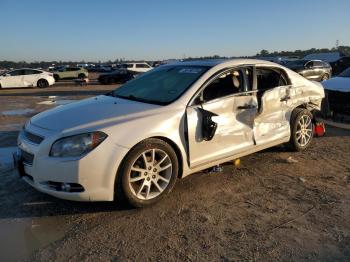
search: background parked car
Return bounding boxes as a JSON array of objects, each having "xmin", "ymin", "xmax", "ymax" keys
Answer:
[
  {"xmin": 121, "ymin": 62, "xmax": 153, "ymax": 74},
  {"xmin": 87, "ymin": 64, "xmax": 113, "ymax": 73},
  {"xmin": 0, "ymin": 68, "xmax": 55, "ymax": 88},
  {"xmin": 53, "ymin": 67, "xmax": 88, "ymax": 81},
  {"xmin": 329, "ymin": 56, "xmax": 350, "ymax": 76},
  {"xmin": 322, "ymin": 67, "xmax": 350, "ymax": 119},
  {"xmin": 285, "ymin": 59, "xmax": 332, "ymax": 81},
  {"xmin": 98, "ymin": 69, "xmax": 134, "ymax": 84}
]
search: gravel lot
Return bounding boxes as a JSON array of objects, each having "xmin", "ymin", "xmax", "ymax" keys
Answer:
[{"xmin": 0, "ymin": 83, "xmax": 349, "ymax": 261}]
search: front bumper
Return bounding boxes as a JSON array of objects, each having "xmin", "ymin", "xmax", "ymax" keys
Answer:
[{"xmin": 16, "ymin": 124, "xmax": 129, "ymax": 201}]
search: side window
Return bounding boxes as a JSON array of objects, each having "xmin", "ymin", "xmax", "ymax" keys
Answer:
[
  {"xmin": 202, "ymin": 68, "xmax": 250, "ymax": 102},
  {"xmin": 9, "ymin": 70, "xmax": 24, "ymax": 76},
  {"xmin": 126, "ymin": 64, "xmax": 134, "ymax": 68},
  {"xmin": 24, "ymin": 69, "xmax": 41, "ymax": 75},
  {"xmin": 314, "ymin": 61, "xmax": 323, "ymax": 67},
  {"xmin": 136, "ymin": 64, "xmax": 147, "ymax": 68},
  {"xmin": 256, "ymin": 68, "xmax": 288, "ymax": 91},
  {"xmin": 305, "ymin": 61, "xmax": 313, "ymax": 68}
]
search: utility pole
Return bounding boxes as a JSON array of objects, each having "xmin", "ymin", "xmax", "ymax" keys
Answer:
[{"xmin": 336, "ymin": 40, "xmax": 339, "ymax": 49}]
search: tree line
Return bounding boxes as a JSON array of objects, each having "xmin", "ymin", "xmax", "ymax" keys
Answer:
[
  {"xmin": 256, "ymin": 46, "xmax": 350, "ymax": 58},
  {"xmin": 1, "ymin": 46, "xmax": 349, "ymax": 69}
]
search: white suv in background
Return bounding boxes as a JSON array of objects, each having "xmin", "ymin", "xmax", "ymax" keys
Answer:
[
  {"xmin": 122, "ymin": 62, "xmax": 153, "ymax": 74},
  {"xmin": 0, "ymin": 69, "xmax": 55, "ymax": 88}
]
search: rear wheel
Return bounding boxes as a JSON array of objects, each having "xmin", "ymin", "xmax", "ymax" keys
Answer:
[
  {"xmin": 116, "ymin": 138, "xmax": 178, "ymax": 207},
  {"xmin": 53, "ymin": 74, "xmax": 60, "ymax": 81},
  {"xmin": 287, "ymin": 108, "xmax": 313, "ymax": 151},
  {"xmin": 37, "ymin": 79, "xmax": 49, "ymax": 88}
]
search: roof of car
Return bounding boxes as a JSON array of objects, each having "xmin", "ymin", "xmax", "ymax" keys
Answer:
[{"xmin": 169, "ymin": 58, "xmax": 279, "ymax": 67}]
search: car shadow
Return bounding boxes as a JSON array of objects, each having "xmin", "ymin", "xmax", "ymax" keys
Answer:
[{"xmin": 0, "ymin": 170, "xmax": 134, "ymax": 220}]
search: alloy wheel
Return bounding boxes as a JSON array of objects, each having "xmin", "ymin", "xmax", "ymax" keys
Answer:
[
  {"xmin": 295, "ymin": 115, "xmax": 313, "ymax": 147},
  {"xmin": 128, "ymin": 148, "xmax": 172, "ymax": 200}
]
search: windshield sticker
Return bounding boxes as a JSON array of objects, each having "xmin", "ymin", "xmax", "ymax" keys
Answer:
[{"xmin": 179, "ymin": 68, "xmax": 202, "ymax": 74}]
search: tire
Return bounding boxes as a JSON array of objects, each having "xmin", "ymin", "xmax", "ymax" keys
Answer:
[
  {"xmin": 116, "ymin": 138, "xmax": 178, "ymax": 208},
  {"xmin": 321, "ymin": 74, "xmax": 329, "ymax": 81},
  {"xmin": 37, "ymin": 79, "xmax": 49, "ymax": 88},
  {"xmin": 54, "ymin": 74, "xmax": 60, "ymax": 82},
  {"xmin": 106, "ymin": 77, "xmax": 114, "ymax": 85},
  {"xmin": 78, "ymin": 73, "xmax": 86, "ymax": 80},
  {"xmin": 287, "ymin": 108, "xmax": 314, "ymax": 151}
]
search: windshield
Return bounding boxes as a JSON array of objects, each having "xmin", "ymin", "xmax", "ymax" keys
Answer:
[
  {"xmin": 112, "ymin": 65, "xmax": 209, "ymax": 105},
  {"xmin": 285, "ymin": 60, "xmax": 307, "ymax": 67},
  {"xmin": 339, "ymin": 67, "xmax": 350, "ymax": 77}
]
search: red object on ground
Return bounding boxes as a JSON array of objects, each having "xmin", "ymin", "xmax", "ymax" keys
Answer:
[{"xmin": 314, "ymin": 122, "xmax": 326, "ymax": 137}]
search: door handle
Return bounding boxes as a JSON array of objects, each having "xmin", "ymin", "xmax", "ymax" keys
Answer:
[
  {"xmin": 237, "ymin": 104, "xmax": 257, "ymax": 110},
  {"xmin": 280, "ymin": 96, "xmax": 291, "ymax": 102}
]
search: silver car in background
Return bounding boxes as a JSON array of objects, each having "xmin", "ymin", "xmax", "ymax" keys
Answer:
[{"xmin": 16, "ymin": 59, "xmax": 324, "ymax": 207}]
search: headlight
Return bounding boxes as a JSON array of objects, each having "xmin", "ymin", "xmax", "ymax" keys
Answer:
[{"xmin": 50, "ymin": 132, "xmax": 107, "ymax": 157}]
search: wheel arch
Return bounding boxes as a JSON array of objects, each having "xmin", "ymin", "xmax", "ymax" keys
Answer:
[
  {"xmin": 294, "ymin": 102, "xmax": 320, "ymax": 114},
  {"xmin": 36, "ymin": 78, "xmax": 48, "ymax": 87},
  {"xmin": 152, "ymin": 136, "xmax": 184, "ymax": 178},
  {"xmin": 113, "ymin": 136, "xmax": 184, "ymax": 200}
]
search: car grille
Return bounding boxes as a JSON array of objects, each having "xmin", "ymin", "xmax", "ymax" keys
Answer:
[
  {"xmin": 21, "ymin": 150, "xmax": 34, "ymax": 165},
  {"xmin": 23, "ymin": 130, "xmax": 44, "ymax": 145}
]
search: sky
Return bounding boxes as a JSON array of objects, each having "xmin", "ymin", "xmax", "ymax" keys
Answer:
[{"xmin": 0, "ymin": 0, "xmax": 349, "ymax": 62}]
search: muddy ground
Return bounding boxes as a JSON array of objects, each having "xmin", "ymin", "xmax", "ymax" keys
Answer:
[{"xmin": 0, "ymin": 83, "xmax": 349, "ymax": 261}]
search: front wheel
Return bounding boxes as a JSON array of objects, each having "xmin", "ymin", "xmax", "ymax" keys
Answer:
[
  {"xmin": 78, "ymin": 73, "xmax": 86, "ymax": 80},
  {"xmin": 287, "ymin": 108, "xmax": 314, "ymax": 151},
  {"xmin": 116, "ymin": 138, "xmax": 178, "ymax": 207}
]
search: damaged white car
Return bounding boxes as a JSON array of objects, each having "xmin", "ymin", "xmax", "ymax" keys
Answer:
[{"xmin": 16, "ymin": 59, "xmax": 324, "ymax": 207}]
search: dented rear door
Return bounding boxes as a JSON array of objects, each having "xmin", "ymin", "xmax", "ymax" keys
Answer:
[{"xmin": 253, "ymin": 85, "xmax": 292, "ymax": 145}]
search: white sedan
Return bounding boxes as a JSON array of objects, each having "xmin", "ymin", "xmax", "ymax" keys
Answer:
[
  {"xmin": 0, "ymin": 68, "xmax": 55, "ymax": 88},
  {"xmin": 16, "ymin": 59, "xmax": 324, "ymax": 207}
]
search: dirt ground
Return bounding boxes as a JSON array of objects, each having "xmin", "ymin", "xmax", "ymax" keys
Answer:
[{"xmin": 0, "ymin": 83, "xmax": 349, "ymax": 261}]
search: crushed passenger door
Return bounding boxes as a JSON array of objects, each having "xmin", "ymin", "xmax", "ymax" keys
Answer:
[
  {"xmin": 253, "ymin": 85, "xmax": 292, "ymax": 145},
  {"xmin": 186, "ymin": 94, "xmax": 257, "ymax": 168}
]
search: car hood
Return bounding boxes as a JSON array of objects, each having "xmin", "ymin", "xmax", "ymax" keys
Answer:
[
  {"xmin": 30, "ymin": 95, "xmax": 162, "ymax": 132},
  {"xmin": 322, "ymin": 77, "xmax": 350, "ymax": 92}
]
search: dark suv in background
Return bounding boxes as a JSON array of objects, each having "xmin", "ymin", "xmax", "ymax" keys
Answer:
[
  {"xmin": 330, "ymin": 56, "xmax": 350, "ymax": 76},
  {"xmin": 285, "ymin": 60, "xmax": 332, "ymax": 81}
]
